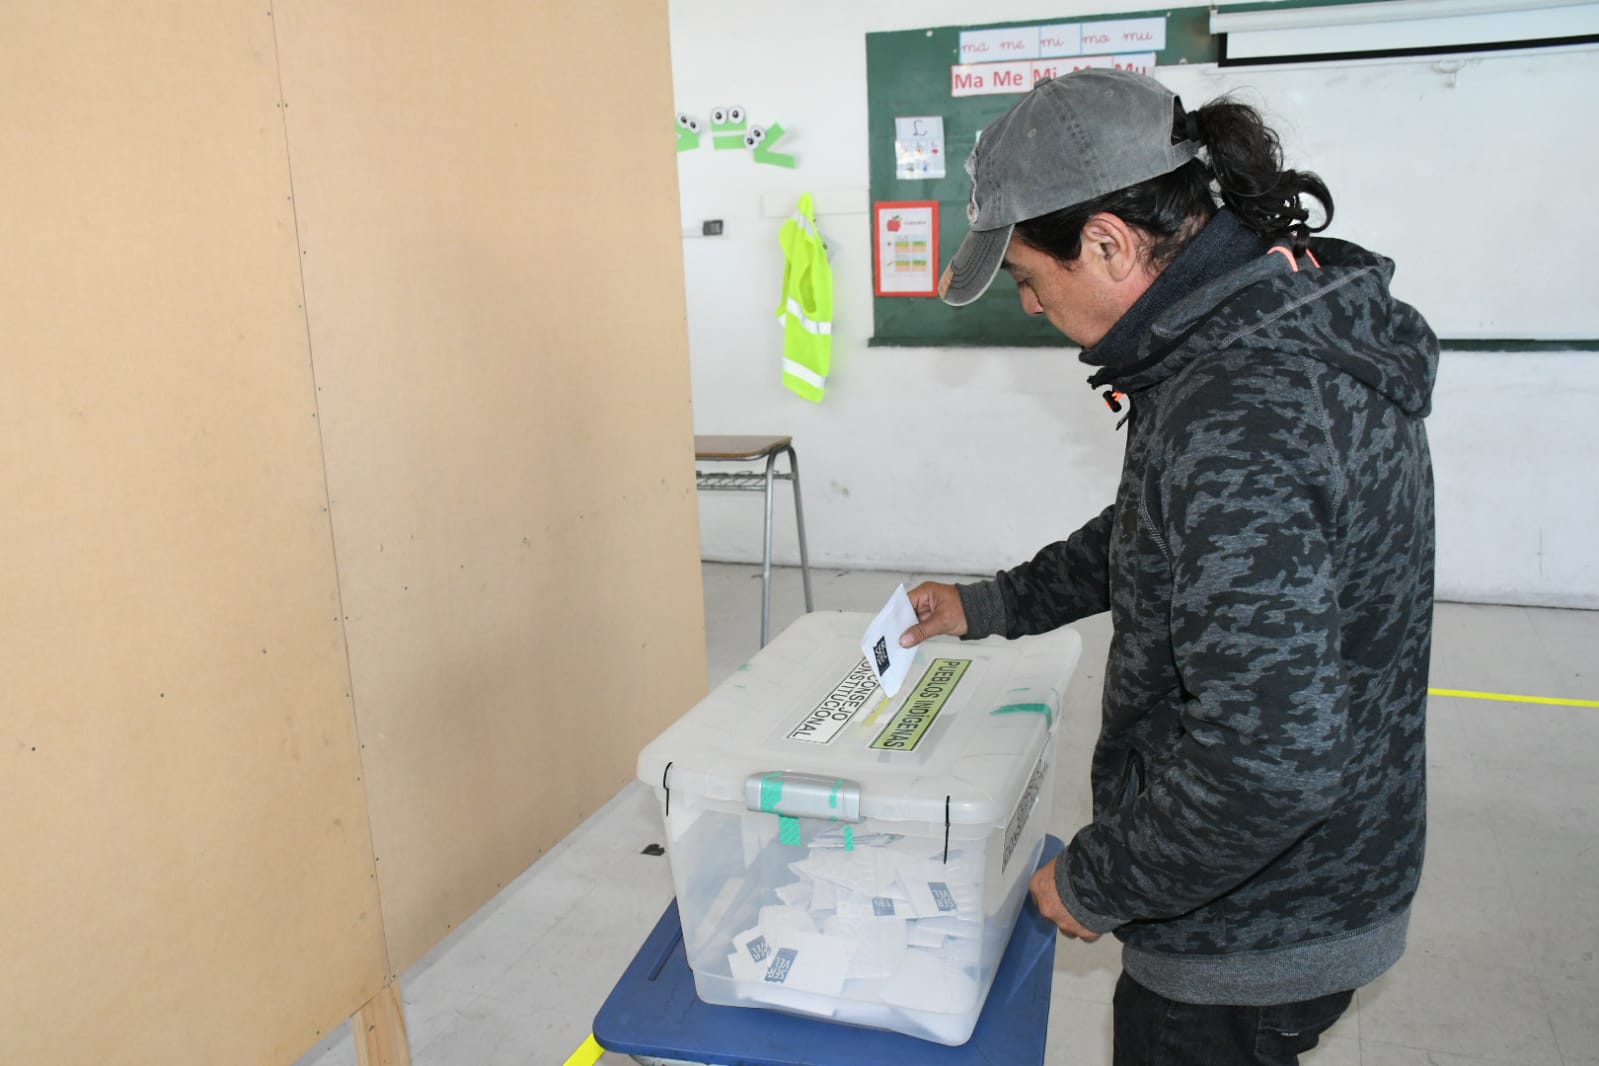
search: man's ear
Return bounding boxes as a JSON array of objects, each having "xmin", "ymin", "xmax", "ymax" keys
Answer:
[{"xmin": 1079, "ymin": 213, "xmax": 1142, "ymax": 283}]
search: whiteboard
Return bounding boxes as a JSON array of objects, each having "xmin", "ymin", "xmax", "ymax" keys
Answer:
[{"xmin": 1157, "ymin": 45, "xmax": 1599, "ymax": 341}]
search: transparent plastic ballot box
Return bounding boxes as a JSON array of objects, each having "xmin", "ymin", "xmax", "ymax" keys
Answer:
[{"xmin": 636, "ymin": 611, "xmax": 1082, "ymax": 1046}]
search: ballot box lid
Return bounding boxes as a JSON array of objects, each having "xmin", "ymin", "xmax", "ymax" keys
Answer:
[{"xmin": 638, "ymin": 611, "xmax": 1082, "ymax": 827}]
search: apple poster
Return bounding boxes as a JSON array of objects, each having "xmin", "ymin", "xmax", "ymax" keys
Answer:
[{"xmin": 875, "ymin": 202, "xmax": 938, "ymax": 297}]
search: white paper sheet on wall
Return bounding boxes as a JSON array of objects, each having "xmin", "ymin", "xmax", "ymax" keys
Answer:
[{"xmin": 894, "ymin": 115, "xmax": 946, "ymax": 179}]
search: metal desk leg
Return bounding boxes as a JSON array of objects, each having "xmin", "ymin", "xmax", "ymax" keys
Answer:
[
  {"xmin": 786, "ymin": 445, "xmax": 814, "ymax": 614},
  {"xmin": 761, "ymin": 450, "xmax": 779, "ymax": 647}
]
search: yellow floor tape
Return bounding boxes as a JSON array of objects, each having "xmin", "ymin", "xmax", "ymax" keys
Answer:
[
  {"xmin": 563, "ymin": 1032, "xmax": 606, "ymax": 1066},
  {"xmin": 1429, "ymin": 687, "xmax": 1599, "ymax": 709}
]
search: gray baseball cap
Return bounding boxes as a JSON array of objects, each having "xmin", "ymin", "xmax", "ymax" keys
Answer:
[{"xmin": 940, "ymin": 68, "xmax": 1201, "ymax": 307}]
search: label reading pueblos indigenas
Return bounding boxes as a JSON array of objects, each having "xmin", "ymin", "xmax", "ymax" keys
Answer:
[{"xmin": 869, "ymin": 657, "xmax": 970, "ymax": 752}]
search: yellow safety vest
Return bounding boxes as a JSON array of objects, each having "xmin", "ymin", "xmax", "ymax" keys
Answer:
[{"xmin": 776, "ymin": 193, "xmax": 833, "ymax": 402}]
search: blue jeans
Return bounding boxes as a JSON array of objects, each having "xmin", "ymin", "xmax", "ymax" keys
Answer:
[{"xmin": 1112, "ymin": 973, "xmax": 1354, "ymax": 1066}]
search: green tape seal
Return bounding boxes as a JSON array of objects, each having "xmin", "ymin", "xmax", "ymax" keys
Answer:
[
  {"xmin": 991, "ymin": 702, "xmax": 1054, "ymax": 728},
  {"xmin": 844, "ymin": 826, "xmax": 854, "ymax": 851},
  {"xmin": 779, "ymin": 815, "xmax": 802, "ymax": 846},
  {"xmin": 829, "ymin": 779, "xmax": 843, "ymax": 809},
  {"xmin": 760, "ymin": 773, "xmax": 784, "ymax": 813}
]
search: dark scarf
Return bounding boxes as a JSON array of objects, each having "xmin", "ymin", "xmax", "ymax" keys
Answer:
[{"xmin": 1081, "ymin": 208, "xmax": 1266, "ymax": 391}]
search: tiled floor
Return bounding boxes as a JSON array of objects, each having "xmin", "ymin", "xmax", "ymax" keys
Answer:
[{"xmin": 298, "ymin": 562, "xmax": 1599, "ymax": 1065}]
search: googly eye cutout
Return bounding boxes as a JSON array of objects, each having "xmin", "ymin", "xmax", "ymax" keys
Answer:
[
  {"xmin": 676, "ymin": 112, "xmax": 696, "ymax": 130},
  {"xmin": 728, "ymin": 106, "xmax": 746, "ymax": 125},
  {"xmin": 711, "ymin": 107, "xmax": 727, "ymax": 125},
  {"xmin": 743, "ymin": 125, "xmax": 767, "ymax": 148}
]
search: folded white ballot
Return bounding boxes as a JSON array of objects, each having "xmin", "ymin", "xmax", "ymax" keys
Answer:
[
  {"xmin": 758, "ymin": 904, "xmax": 818, "ymax": 938},
  {"xmin": 861, "ymin": 584, "xmax": 920, "ymax": 697},
  {"xmin": 891, "ymin": 849, "xmax": 981, "ymax": 884},
  {"xmin": 901, "ymin": 874, "xmax": 967, "ymax": 919},
  {"xmin": 790, "ymin": 849, "xmax": 894, "ymax": 897},
  {"xmin": 762, "ymin": 931, "xmax": 856, "ymax": 997},
  {"xmin": 913, "ymin": 914, "xmax": 984, "ymax": 939},
  {"xmin": 736, "ymin": 980, "xmax": 841, "ymax": 1019},
  {"xmin": 732, "ymin": 920, "xmax": 858, "ymax": 994},
  {"xmin": 882, "ymin": 948, "xmax": 980, "ymax": 1013},
  {"xmin": 730, "ymin": 925, "xmax": 778, "ymax": 983},
  {"xmin": 808, "ymin": 876, "xmax": 837, "ymax": 914},
  {"xmin": 730, "ymin": 829, "xmax": 1002, "ymax": 1026},
  {"xmin": 787, "ymin": 842, "xmax": 983, "ymax": 925},
  {"xmin": 822, "ymin": 913, "xmax": 908, "ymax": 980},
  {"xmin": 836, "ymin": 890, "xmax": 910, "ymax": 920},
  {"xmin": 774, "ymin": 881, "xmax": 812, "ymax": 908}
]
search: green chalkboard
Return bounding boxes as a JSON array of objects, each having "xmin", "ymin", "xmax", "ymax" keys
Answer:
[{"xmin": 865, "ymin": 10, "xmax": 1217, "ymax": 347}]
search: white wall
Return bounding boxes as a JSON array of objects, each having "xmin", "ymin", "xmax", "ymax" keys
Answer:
[{"xmin": 668, "ymin": 0, "xmax": 1599, "ymax": 608}]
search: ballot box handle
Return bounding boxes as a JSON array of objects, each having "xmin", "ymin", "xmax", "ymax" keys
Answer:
[{"xmin": 745, "ymin": 771, "xmax": 862, "ymax": 823}]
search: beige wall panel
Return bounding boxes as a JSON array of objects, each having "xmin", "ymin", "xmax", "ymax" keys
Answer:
[
  {"xmin": 272, "ymin": 1, "xmax": 706, "ymax": 971},
  {"xmin": 0, "ymin": 5, "xmax": 387, "ymax": 1063}
]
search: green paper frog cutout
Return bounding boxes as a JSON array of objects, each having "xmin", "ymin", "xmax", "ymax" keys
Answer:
[
  {"xmin": 675, "ymin": 112, "xmax": 702, "ymax": 153},
  {"xmin": 746, "ymin": 124, "xmax": 795, "ymax": 169},
  {"xmin": 710, "ymin": 105, "xmax": 748, "ymax": 150}
]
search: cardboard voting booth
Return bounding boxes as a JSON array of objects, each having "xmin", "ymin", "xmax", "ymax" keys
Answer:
[{"xmin": 638, "ymin": 611, "xmax": 1082, "ymax": 1045}]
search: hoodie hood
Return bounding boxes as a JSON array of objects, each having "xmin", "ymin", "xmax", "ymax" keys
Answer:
[{"xmin": 1090, "ymin": 228, "xmax": 1439, "ymax": 418}]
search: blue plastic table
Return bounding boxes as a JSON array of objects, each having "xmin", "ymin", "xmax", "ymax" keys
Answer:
[{"xmin": 592, "ymin": 836, "xmax": 1064, "ymax": 1065}]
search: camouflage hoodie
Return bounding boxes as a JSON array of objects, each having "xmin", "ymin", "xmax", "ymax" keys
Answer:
[{"xmin": 958, "ymin": 210, "xmax": 1439, "ymax": 1005}]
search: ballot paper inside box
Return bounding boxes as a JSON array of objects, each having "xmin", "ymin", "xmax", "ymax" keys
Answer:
[{"xmin": 636, "ymin": 611, "xmax": 1082, "ymax": 1046}]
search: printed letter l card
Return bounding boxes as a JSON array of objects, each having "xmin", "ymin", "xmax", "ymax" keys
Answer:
[{"xmin": 862, "ymin": 584, "xmax": 919, "ymax": 697}]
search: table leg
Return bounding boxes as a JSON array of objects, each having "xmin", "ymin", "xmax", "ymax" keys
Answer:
[
  {"xmin": 761, "ymin": 449, "xmax": 778, "ymax": 646},
  {"xmin": 786, "ymin": 446, "xmax": 814, "ymax": 613}
]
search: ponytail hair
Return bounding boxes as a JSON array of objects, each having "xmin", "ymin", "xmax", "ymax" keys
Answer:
[
  {"xmin": 1013, "ymin": 95, "xmax": 1333, "ymax": 269},
  {"xmin": 1191, "ymin": 97, "xmax": 1332, "ymax": 252}
]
